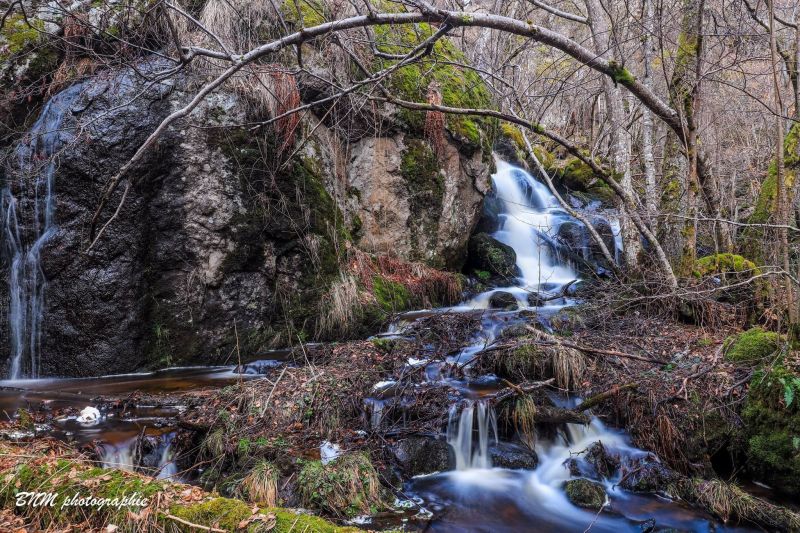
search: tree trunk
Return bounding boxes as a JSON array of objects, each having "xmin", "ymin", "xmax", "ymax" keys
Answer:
[
  {"xmin": 642, "ymin": 0, "xmax": 658, "ymax": 221},
  {"xmin": 584, "ymin": 0, "xmax": 642, "ymax": 271}
]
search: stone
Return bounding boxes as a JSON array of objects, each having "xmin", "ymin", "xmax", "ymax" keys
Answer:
[
  {"xmin": 489, "ymin": 442, "xmax": 538, "ymax": 469},
  {"xmin": 489, "ymin": 291, "xmax": 518, "ymax": 310},
  {"xmin": 618, "ymin": 456, "xmax": 679, "ymax": 493},
  {"xmin": 466, "ymin": 233, "xmax": 518, "ymax": 279},
  {"xmin": 565, "ymin": 479, "xmax": 607, "ymax": 510},
  {"xmin": 391, "ymin": 437, "xmax": 451, "ymax": 476}
]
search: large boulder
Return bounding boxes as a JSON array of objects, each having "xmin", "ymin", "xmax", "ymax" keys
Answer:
[
  {"xmin": 466, "ymin": 233, "xmax": 518, "ymax": 280},
  {"xmin": 0, "ymin": 55, "xmax": 491, "ymax": 377},
  {"xmin": 489, "ymin": 442, "xmax": 538, "ymax": 469},
  {"xmin": 489, "ymin": 291, "xmax": 519, "ymax": 310}
]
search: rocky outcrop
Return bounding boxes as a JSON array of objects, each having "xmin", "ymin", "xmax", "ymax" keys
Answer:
[{"xmin": 1, "ymin": 55, "xmax": 492, "ymax": 376}]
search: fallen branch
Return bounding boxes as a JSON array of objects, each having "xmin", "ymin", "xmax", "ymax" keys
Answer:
[
  {"xmin": 491, "ymin": 378, "xmax": 556, "ymax": 404},
  {"xmin": 525, "ymin": 326, "xmax": 667, "ymax": 364},
  {"xmin": 163, "ymin": 513, "xmax": 227, "ymax": 532},
  {"xmin": 573, "ymin": 382, "xmax": 638, "ymax": 412}
]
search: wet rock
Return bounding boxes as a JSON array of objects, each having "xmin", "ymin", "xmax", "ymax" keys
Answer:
[
  {"xmin": 619, "ymin": 456, "xmax": 679, "ymax": 493},
  {"xmin": 391, "ymin": 437, "xmax": 451, "ymax": 476},
  {"xmin": 527, "ymin": 292, "xmax": 545, "ymax": 307},
  {"xmin": 489, "ymin": 291, "xmax": 518, "ymax": 310},
  {"xmin": 467, "ymin": 233, "xmax": 518, "ymax": 280},
  {"xmin": 565, "ymin": 479, "xmax": 607, "ymax": 510},
  {"xmin": 556, "ymin": 221, "xmax": 585, "ymax": 253},
  {"xmin": 499, "ymin": 323, "xmax": 530, "ymax": 339},
  {"xmin": 584, "ymin": 441, "xmax": 621, "ymax": 479},
  {"xmin": 489, "ymin": 442, "xmax": 538, "ymax": 469}
]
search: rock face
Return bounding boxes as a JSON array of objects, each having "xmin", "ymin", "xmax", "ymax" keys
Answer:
[
  {"xmin": 348, "ymin": 136, "xmax": 489, "ymax": 268},
  {"xmin": 0, "ymin": 57, "xmax": 491, "ymax": 376}
]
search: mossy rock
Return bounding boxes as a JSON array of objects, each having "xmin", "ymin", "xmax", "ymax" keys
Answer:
[
  {"xmin": 372, "ymin": 21, "xmax": 494, "ymax": 152},
  {"xmin": 297, "ymin": 452, "xmax": 384, "ymax": 518},
  {"xmin": 724, "ymin": 327, "xmax": 782, "ymax": 363},
  {"xmin": 692, "ymin": 253, "xmax": 766, "ymax": 309},
  {"xmin": 564, "ymin": 479, "xmax": 606, "ymax": 509},
  {"xmin": 552, "ymin": 157, "xmax": 614, "ymax": 206},
  {"xmin": 741, "ymin": 364, "xmax": 800, "ymax": 496},
  {"xmin": 693, "ymin": 253, "xmax": 760, "ymax": 278},
  {"xmin": 171, "ymin": 498, "xmax": 359, "ymax": 532},
  {"xmin": 466, "ymin": 233, "xmax": 518, "ymax": 280}
]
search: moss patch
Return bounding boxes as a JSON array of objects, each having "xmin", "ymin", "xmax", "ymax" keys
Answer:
[
  {"xmin": 741, "ymin": 364, "xmax": 800, "ymax": 496},
  {"xmin": 723, "ymin": 327, "xmax": 782, "ymax": 363},
  {"xmin": 373, "ymin": 21, "xmax": 494, "ymax": 150},
  {"xmin": 565, "ymin": 479, "xmax": 606, "ymax": 509},
  {"xmin": 692, "ymin": 253, "xmax": 760, "ymax": 278},
  {"xmin": 1, "ymin": 14, "xmax": 44, "ymax": 56}
]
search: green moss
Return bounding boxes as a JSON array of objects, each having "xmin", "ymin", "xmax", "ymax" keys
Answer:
[
  {"xmin": 297, "ymin": 453, "xmax": 384, "ymax": 518},
  {"xmin": 1, "ymin": 14, "xmax": 44, "ymax": 56},
  {"xmin": 265, "ymin": 507, "xmax": 360, "ymax": 532},
  {"xmin": 724, "ymin": 327, "xmax": 782, "ymax": 363},
  {"xmin": 373, "ymin": 22, "xmax": 493, "ymax": 149},
  {"xmin": 565, "ymin": 479, "xmax": 606, "ymax": 509},
  {"xmin": 501, "ymin": 123, "xmax": 526, "ymax": 150},
  {"xmin": 607, "ymin": 60, "xmax": 635, "ymax": 85},
  {"xmin": 282, "ymin": 0, "xmax": 328, "ymax": 26},
  {"xmin": 692, "ymin": 253, "xmax": 761, "ymax": 278},
  {"xmin": 467, "ymin": 233, "xmax": 517, "ymax": 278},
  {"xmin": 170, "ymin": 497, "xmax": 258, "ymax": 531},
  {"xmin": 748, "ymin": 122, "xmax": 799, "ymax": 229},
  {"xmin": 741, "ymin": 364, "xmax": 800, "ymax": 495},
  {"xmin": 0, "ymin": 459, "xmax": 166, "ymax": 529},
  {"xmin": 372, "ymin": 275, "xmax": 411, "ymax": 312},
  {"xmin": 400, "ymin": 139, "xmax": 442, "ymax": 199}
]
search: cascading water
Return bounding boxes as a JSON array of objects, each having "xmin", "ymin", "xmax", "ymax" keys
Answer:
[
  {"xmin": 2, "ymin": 85, "xmax": 80, "ymax": 379},
  {"xmin": 462, "ymin": 160, "xmax": 581, "ymax": 310},
  {"xmin": 446, "ymin": 400, "xmax": 498, "ymax": 470},
  {"xmin": 384, "ymin": 160, "xmax": 755, "ymax": 531}
]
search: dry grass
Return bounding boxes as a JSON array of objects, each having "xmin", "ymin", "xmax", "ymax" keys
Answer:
[
  {"xmin": 316, "ymin": 272, "xmax": 363, "ymax": 337},
  {"xmin": 671, "ymin": 478, "xmax": 800, "ymax": 530},
  {"xmin": 239, "ymin": 460, "xmax": 279, "ymax": 506},
  {"xmin": 348, "ymin": 248, "xmax": 462, "ymax": 307},
  {"xmin": 316, "ymin": 249, "xmax": 464, "ymax": 338}
]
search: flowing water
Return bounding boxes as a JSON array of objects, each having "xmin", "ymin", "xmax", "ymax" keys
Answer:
[
  {"xmin": 0, "ymin": 114, "xmax": 766, "ymax": 532},
  {"xmin": 373, "ymin": 161, "xmax": 757, "ymax": 531},
  {"xmin": 2, "ymin": 84, "xmax": 82, "ymax": 379}
]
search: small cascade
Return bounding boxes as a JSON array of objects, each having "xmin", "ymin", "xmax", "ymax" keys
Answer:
[
  {"xmin": 491, "ymin": 160, "xmax": 578, "ymax": 296},
  {"xmin": 99, "ymin": 432, "xmax": 177, "ymax": 479},
  {"xmin": 2, "ymin": 85, "xmax": 81, "ymax": 378},
  {"xmin": 446, "ymin": 400, "xmax": 498, "ymax": 470}
]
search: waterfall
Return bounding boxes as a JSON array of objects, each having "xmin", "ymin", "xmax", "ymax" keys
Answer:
[
  {"xmin": 491, "ymin": 160, "xmax": 578, "ymax": 293},
  {"xmin": 2, "ymin": 86, "xmax": 79, "ymax": 378},
  {"xmin": 446, "ymin": 400, "xmax": 498, "ymax": 470}
]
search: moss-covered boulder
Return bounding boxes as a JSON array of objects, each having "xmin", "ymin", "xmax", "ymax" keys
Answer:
[
  {"xmin": 467, "ymin": 233, "xmax": 518, "ymax": 280},
  {"xmin": 564, "ymin": 479, "xmax": 607, "ymax": 509},
  {"xmin": 693, "ymin": 253, "xmax": 760, "ymax": 278},
  {"xmin": 692, "ymin": 253, "xmax": 766, "ymax": 309},
  {"xmin": 551, "ymin": 157, "xmax": 615, "ymax": 206},
  {"xmin": 741, "ymin": 364, "xmax": 800, "ymax": 496},
  {"xmin": 488, "ymin": 291, "xmax": 519, "ymax": 310},
  {"xmin": 724, "ymin": 327, "xmax": 782, "ymax": 363},
  {"xmin": 373, "ymin": 20, "xmax": 493, "ymax": 152},
  {"xmin": 297, "ymin": 452, "xmax": 385, "ymax": 518}
]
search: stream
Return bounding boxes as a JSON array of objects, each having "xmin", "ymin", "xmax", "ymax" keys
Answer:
[{"xmin": 1, "ymin": 160, "xmax": 760, "ymax": 531}]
